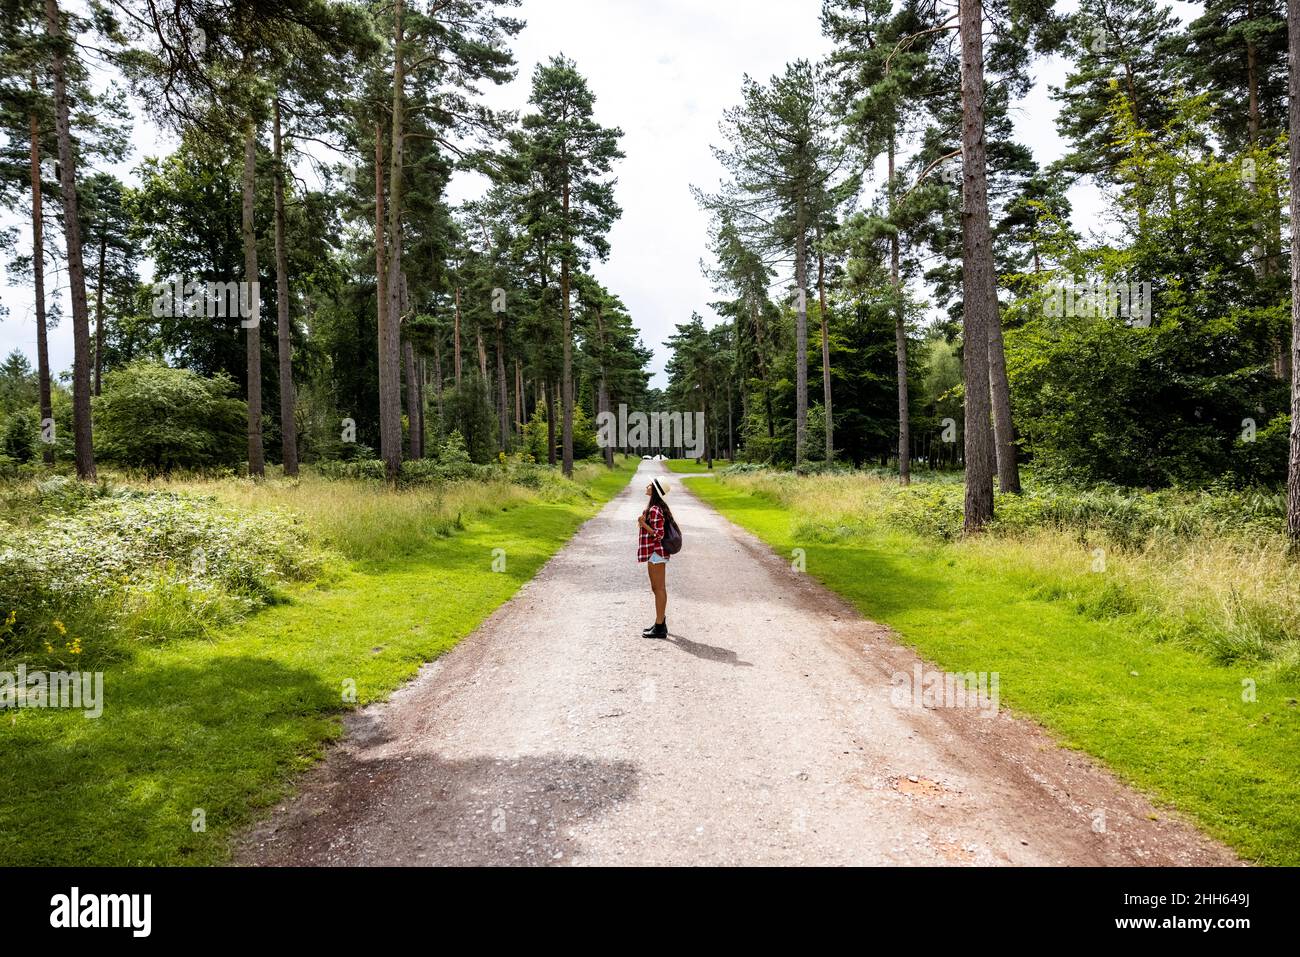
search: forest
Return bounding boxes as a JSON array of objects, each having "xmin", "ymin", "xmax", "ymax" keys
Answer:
[
  {"xmin": 663, "ymin": 0, "xmax": 1299, "ymax": 535},
  {"xmin": 1, "ymin": 0, "xmax": 1299, "ymax": 868},
  {"xmin": 1, "ymin": 0, "xmax": 655, "ymax": 487},
  {"xmin": 2, "ymin": 1, "xmax": 1298, "ymax": 527}
]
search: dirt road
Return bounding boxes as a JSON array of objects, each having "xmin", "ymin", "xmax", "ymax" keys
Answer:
[{"xmin": 238, "ymin": 461, "xmax": 1237, "ymax": 866}]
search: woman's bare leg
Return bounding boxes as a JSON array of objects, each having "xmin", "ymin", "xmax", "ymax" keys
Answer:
[{"xmin": 648, "ymin": 562, "xmax": 667, "ymax": 625}]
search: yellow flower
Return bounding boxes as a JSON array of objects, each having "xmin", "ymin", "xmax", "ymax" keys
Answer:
[
  {"xmin": 3, "ymin": 610, "xmax": 15, "ymax": 627},
  {"xmin": 44, "ymin": 642, "xmax": 54, "ymax": 654},
  {"xmin": 52, "ymin": 619, "xmax": 67, "ymax": 635}
]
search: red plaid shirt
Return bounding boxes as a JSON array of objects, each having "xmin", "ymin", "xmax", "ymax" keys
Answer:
[{"xmin": 637, "ymin": 505, "xmax": 667, "ymax": 562}]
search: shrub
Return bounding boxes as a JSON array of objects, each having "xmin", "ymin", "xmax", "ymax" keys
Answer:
[
  {"xmin": 93, "ymin": 362, "xmax": 247, "ymax": 474},
  {"xmin": 1, "ymin": 410, "xmax": 37, "ymax": 463},
  {"xmin": 0, "ymin": 487, "xmax": 318, "ymax": 667}
]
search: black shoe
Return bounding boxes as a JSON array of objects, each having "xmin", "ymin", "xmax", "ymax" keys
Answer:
[{"xmin": 642, "ymin": 621, "xmax": 667, "ymax": 639}]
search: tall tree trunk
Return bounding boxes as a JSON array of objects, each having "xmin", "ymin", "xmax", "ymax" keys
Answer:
[
  {"xmin": 93, "ymin": 234, "xmax": 106, "ymax": 396},
  {"xmin": 1286, "ymin": 0, "xmax": 1300, "ymax": 551},
  {"xmin": 889, "ymin": 136, "xmax": 910, "ymax": 486},
  {"xmin": 272, "ymin": 96, "xmax": 298, "ymax": 476},
  {"xmin": 28, "ymin": 97, "xmax": 53, "ymax": 465},
  {"xmin": 794, "ymin": 209, "xmax": 809, "ymax": 467},
  {"xmin": 496, "ymin": 317, "xmax": 509, "ymax": 451},
  {"xmin": 749, "ymin": 295, "xmax": 775, "ymax": 438},
  {"xmin": 452, "ymin": 284, "xmax": 463, "ymax": 388},
  {"xmin": 240, "ymin": 116, "xmax": 264, "ymax": 477},
  {"xmin": 417, "ymin": 355, "xmax": 426, "ymax": 451},
  {"xmin": 433, "ymin": 337, "xmax": 444, "ymax": 424},
  {"xmin": 546, "ymin": 378, "xmax": 557, "ymax": 466},
  {"xmin": 476, "ymin": 325, "xmax": 488, "ymax": 381},
  {"xmin": 959, "ymin": 0, "xmax": 996, "ymax": 531},
  {"xmin": 816, "ymin": 241, "xmax": 833, "ymax": 462},
  {"xmin": 988, "ymin": 313, "xmax": 1020, "ymax": 493},
  {"xmin": 707, "ymin": 395, "xmax": 717, "ymax": 470},
  {"xmin": 560, "ymin": 182, "xmax": 574, "ymax": 477},
  {"xmin": 374, "ymin": 120, "xmax": 390, "ymax": 449},
  {"xmin": 515, "ymin": 358, "xmax": 524, "ymax": 439},
  {"xmin": 379, "ymin": 0, "xmax": 406, "ymax": 483},
  {"xmin": 412, "ymin": 355, "xmax": 424, "ymax": 454},
  {"xmin": 399, "ymin": 271, "xmax": 419, "ymax": 459},
  {"xmin": 404, "ymin": 337, "xmax": 421, "ymax": 458},
  {"xmin": 44, "ymin": 0, "xmax": 94, "ymax": 479},
  {"xmin": 728, "ymin": 384, "xmax": 734, "ymax": 461}
]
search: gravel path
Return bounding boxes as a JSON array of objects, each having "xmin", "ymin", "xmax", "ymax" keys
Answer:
[{"xmin": 237, "ymin": 461, "xmax": 1238, "ymax": 866}]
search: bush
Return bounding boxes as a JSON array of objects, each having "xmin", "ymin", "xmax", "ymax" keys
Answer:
[
  {"xmin": 0, "ymin": 486, "xmax": 318, "ymax": 667},
  {"xmin": 93, "ymin": 362, "xmax": 247, "ymax": 474},
  {"xmin": 1, "ymin": 410, "xmax": 37, "ymax": 463}
]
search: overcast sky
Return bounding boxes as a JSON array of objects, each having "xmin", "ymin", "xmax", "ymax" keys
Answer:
[{"xmin": 0, "ymin": 0, "xmax": 1205, "ymax": 388}]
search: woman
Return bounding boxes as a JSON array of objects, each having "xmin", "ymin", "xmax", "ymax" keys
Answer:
[{"xmin": 637, "ymin": 477, "xmax": 673, "ymax": 638}]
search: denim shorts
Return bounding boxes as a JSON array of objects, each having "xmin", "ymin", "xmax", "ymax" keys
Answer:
[{"xmin": 648, "ymin": 552, "xmax": 668, "ymax": 565}]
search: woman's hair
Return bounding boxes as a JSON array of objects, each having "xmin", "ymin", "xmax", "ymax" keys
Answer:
[{"xmin": 645, "ymin": 480, "xmax": 673, "ymax": 525}]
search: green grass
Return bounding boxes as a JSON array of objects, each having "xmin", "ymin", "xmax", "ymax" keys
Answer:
[
  {"xmin": 685, "ymin": 475, "xmax": 1300, "ymax": 866},
  {"xmin": 663, "ymin": 458, "xmax": 731, "ymax": 474},
  {"xmin": 0, "ymin": 458, "xmax": 636, "ymax": 865}
]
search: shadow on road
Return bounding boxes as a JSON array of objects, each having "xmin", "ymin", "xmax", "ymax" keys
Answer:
[
  {"xmin": 241, "ymin": 751, "xmax": 640, "ymax": 867},
  {"xmin": 662, "ymin": 632, "xmax": 753, "ymax": 667}
]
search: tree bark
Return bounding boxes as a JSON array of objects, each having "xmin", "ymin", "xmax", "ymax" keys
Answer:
[
  {"xmin": 515, "ymin": 358, "xmax": 524, "ymax": 440},
  {"xmin": 400, "ymin": 273, "xmax": 420, "ymax": 459},
  {"xmin": 959, "ymin": 0, "xmax": 996, "ymax": 531},
  {"xmin": 374, "ymin": 121, "xmax": 390, "ymax": 453},
  {"xmin": 417, "ymin": 355, "xmax": 426, "ymax": 452},
  {"xmin": 546, "ymin": 378, "xmax": 557, "ymax": 466},
  {"xmin": 988, "ymin": 312, "xmax": 1020, "ymax": 492},
  {"xmin": 92, "ymin": 232, "xmax": 107, "ymax": 396},
  {"xmin": 240, "ymin": 116, "xmax": 264, "ymax": 477},
  {"xmin": 272, "ymin": 97, "xmax": 298, "ymax": 476},
  {"xmin": 28, "ymin": 96, "xmax": 54, "ymax": 465},
  {"xmin": 1286, "ymin": 0, "xmax": 1300, "ymax": 550},
  {"xmin": 380, "ymin": 0, "xmax": 406, "ymax": 483},
  {"xmin": 44, "ymin": 0, "xmax": 94, "ymax": 478},
  {"xmin": 433, "ymin": 337, "xmax": 444, "ymax": 423},
  {"xmin": 560, "ymin": 181, "xmax": 574, "ymax": 477},
  {"xmin": 889, "ymin": 136, "xmax": 910, "ymax": 485},
  {"xmin": 496, "ymin": 316, "xmax": 509, "ymax": 451},
  {"xmin": 749, "ymin": 295, "xmax": 775, "ymax": 438},
  {"xmin": 816, "ymin": 242, "xmax": 833, "ymax": 462},
  {"xmin": 404, "ymin": 336, "xmax": 421, "ymax": 458},
  {"xmin": 794, "ymin": 208, "xmax": 809, "ymax": 467},
  {"xmin": 413, "ymin": 355, "xmax": 425, "ymax": 455},
  {"xmin": 452, "ymin": 284, "xmax": 463, "ymax": 388}
]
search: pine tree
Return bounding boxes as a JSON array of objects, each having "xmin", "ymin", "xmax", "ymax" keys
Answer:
[
  {"xmin": 517, "ymin": 55, "xmax": 623, "ymax": 477},
  {"xmin": 697, "ymin": 60, "xmax": 850, "ymax": 467},
  {"xmin": 1285, "ymin": 0, "xmax": 1300, "ymax": 551}
]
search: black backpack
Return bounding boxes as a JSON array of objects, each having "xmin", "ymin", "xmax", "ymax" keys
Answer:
[{"xmin": 660, "ymin": 507, "xmax": 683, "ymax": 555}]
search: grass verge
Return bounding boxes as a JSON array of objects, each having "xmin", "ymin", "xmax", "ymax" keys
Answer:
[
  {"xmin": 684, "ymin": 473, "xmax": 1300, "ymax": 866},
  {"xmin": 663, "ymin": 458, "xmax": 731, "ymax": 474},
  {"xmin": 0, "ymin": 457, "xmax": 635, "ymax": 865}
]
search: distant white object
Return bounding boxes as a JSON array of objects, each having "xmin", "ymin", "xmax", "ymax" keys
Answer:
[
  {"xmin": 653, "ymin": 454, "xmax": 666, "ymax": 461},
  {"xmin": 641, "ymin": 454, "xmax": 651, "ymax": 460}
]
